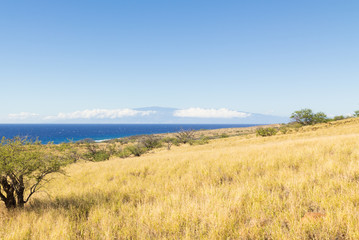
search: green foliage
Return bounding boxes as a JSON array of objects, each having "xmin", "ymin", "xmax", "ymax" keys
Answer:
[
  {"xmin": 256, "ymin": 127, "xmax": 278, "ymax": 137},
  {"xmin": 161, "ymin": 137, "xmax": 179, "ymax": 150},
  {"xmin": 333, "ymin": 115, "xmax": 346, "ymax": 121},
  {"xmin": 278, "ymin": 125, "xmax": 289, "ymax": 134},
  {"xmin": 116, "ymin": 148, "xmax": 132, "ymax": 158},
  {"xmin": 313, "ymin": 112, "xmax": 328, "ymax": 124},
  {"xmin": 189, "ymin": 136, "xmax": 210, "ymax": 145},
  {"xmin": 91, "ymin": 150, "xmax": 110, "ymax": 162},
  {"xmin": 0, "ymin": 137, "xmax": 76, "ymax": 209},
  {"xmin": 290, "ymin": 109, "xmax": 328, "ymax": 125},
  {"xmin": 220, "ymin": 133, "xmax": 229, "ymax": 138},
  {"xmin": 83, "ymin": 144, "xmax": 110, "ymax": 162},
  {"xmin": 125, "ymin": 144, "xmax": 148, "ymax": 157},
  {"xmin": 106, "ymin": 143, "xmax": 117, "ymax": 155},
  {"xmin": 140, "ymin": 136, "xmax": 162, "ymax": 150},
  {"xmin": 353, "ymin": 111, "xmax": 359, "ymax": 117}
]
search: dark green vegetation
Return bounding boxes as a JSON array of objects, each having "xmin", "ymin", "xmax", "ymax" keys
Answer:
[
  {"xmin": 290, "ymin": 109, "xmax": 328, "ymax": 125},
  {"xmin": 256, "ymin": 127, "xmax": 278, "ymax": 137}
]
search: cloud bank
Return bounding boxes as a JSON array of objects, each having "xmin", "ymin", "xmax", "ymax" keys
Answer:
[
  {"xmin": 44, "ymin": 109, "xmax": 156, "ymax": 120},
  {"xmin": 173, "ymin": 108, "xmax": 251, "ymax": 118},
  {"xmin": 8, "ymin": 112, "xmax": 40, "ymax": 120}
]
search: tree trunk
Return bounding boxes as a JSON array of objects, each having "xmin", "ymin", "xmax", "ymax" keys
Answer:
[
  {"xmin": 4, "ymin": 193, "xmax": 16, "ymax": 209},
  {"xmin": 15, "ymin": 176, "xmax": 25, "ymax": 208},
  {"xmin": 0, "ymin": 177, "xmax": 17, "ymax": 209}
]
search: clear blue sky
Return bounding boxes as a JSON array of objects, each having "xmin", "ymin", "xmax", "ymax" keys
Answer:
[{"xmin": 1, "ymin": 0, "xmax": 358, "ymax": 122}]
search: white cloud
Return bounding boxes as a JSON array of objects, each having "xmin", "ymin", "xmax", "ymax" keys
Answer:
[
  {"xmin": 8, "ymin": 112, "xmax": 40, "ymax": 120},
  {"xmin": 44, "ymin": 109, "xmax": 156, "ymax": 120},
  {"xmin": 173, "ymin": 108, "xmax": 251, "ymax": 118}
]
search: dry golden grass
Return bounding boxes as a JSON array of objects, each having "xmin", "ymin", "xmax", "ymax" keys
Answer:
[{"xmin": 2, "ymin": 118, "xmax": 359, "ymax": 239}]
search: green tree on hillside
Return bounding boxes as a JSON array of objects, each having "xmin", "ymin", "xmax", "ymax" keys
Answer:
[
  {"xmin": 354, "ymin": 111, "xmax": 359, "ymax": 117},
  {"xmin": 290, "ymin": 109, "xmax": 328, "ymax": 125},
  {"xmin": 0, "ymin": 137, "xmax": 76, "ymax": 209}
]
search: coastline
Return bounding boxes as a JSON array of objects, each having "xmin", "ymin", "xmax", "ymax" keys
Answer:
[{"xmin": 103, "ymin": 123, "xmax": 281, "ymax": 143}]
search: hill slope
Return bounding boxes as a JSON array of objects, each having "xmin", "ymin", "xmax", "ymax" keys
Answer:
[{"xmin": 2, "ymin": 118, "xmax": 359, "ymax": 239}]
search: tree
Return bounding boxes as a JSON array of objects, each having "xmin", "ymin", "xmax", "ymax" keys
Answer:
[
  {"xmin": 290, "ymin": 109, "xmax": 315, "ymax": 125},
  {"xmin": 0, "ymin": 137, "xmax": 75, "ymax": 209},
  {"xmin": 313, "ymin": 112, "xmax": 328, "ymax": 124},
  {"xmin": 290, "ymin": 109, "xmax": 328, "ymax": 125},
  {"xmin": 354, "ymin": 111, "xmax": 359, "ymax": 117}
]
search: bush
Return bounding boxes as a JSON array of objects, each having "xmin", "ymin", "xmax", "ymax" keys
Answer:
[
  {"xmin": 125, "ymin": 144, "xmax": 148, "ymax": 157},
  {"xmin": 256, "ymin": 127, "xmax": 278, "ymax": 137},
  {"xmin": 116, "ymin": 148, "xmax": 132, "ymax": 158},
  {"xmin": 279, "ymin": 125, "xmax": 289, "ymax": 134},
  {"xmin": 220, "ymin": 133, "xmax": 229, "ymax": 138},
  {"xmin": 161, "ymin": 137, "xmax": 179, "ymax": 150},
  {"xmin": 176, "ymin": 129, "xmax": 196, "ymax": 144},
  {"xmin": 91, "ymin": 150, "xmax": 111, "ymax": 162},
  {"xmin": 140, "ymin": 135, "xmax": 162, "ymax": 150},
  {"xmin": 333, "ymin": 115, "xmax": 346, "ymax": 121},
  {"xmin": 83, "ymin": 143, "xmax": 111, "ymax": 162},
  {"xmin": 189, "ymin": 136, "xmax": 210, "ymax": 145}
]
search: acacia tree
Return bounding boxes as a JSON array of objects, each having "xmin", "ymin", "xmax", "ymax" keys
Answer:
[{"xmin": 0, "ymin": 137, "xmax": 76, "ymax": 209}]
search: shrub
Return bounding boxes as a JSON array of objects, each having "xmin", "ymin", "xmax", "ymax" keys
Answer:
[
  {"xmin": 125, "ymin": 144, "xmax": 148, "ymax": 157},
  {"xmin": 256, "ymin": 127, "xmax": 278, "ymax": 137},
  {"xmin": 116, "ymin": 148, "xmax": 132, "ymax": 158},
  {"xmin": 220, "ymin": 133, "xmax": 229, "ymax": 138},
  {"xmin": 189, "ymin": 136, "xmax": 210, "ymax": 145},
  {"xmin": 333, "ymin": 115, "xmax": 346, "ymax": 121},
  {"xmin": 161, "ymin": 137, "xmax": 179, "ymax": 150},
  {"xmin": 279, "ymin": 125, "xmax": 289, "ymax": 134},
  {"xmin": 91, "ymin": 150, "xmax": 111, "ymax": 162},
  {"xmin": 106, "ymin": 143, "xmax": 117, "ymax": 155},
  {"xmin": 176, "ymin": 129, "xmax": 196, "ymax": 144},
  {"xmin": 83, "ymin": 143, "xmax": 111, "ymax": 162},
  {"xmin": 140, "ymin": 135, "xmax": 162, "ymax": 150}
]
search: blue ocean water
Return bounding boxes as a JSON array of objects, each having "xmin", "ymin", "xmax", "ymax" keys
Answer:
[{"xmin": 0, "ymin": 124, "xmax": 258, "ymax": 144}]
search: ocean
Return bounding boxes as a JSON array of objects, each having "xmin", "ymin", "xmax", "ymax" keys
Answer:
[{"xmin": 0, "ymin": 124, "xmax": 258, "ymax": 144}]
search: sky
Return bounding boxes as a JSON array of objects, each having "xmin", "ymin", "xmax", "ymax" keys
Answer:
[{"xmin": 1, "ymin": 0, "xmax": 358, "ymax": 123}]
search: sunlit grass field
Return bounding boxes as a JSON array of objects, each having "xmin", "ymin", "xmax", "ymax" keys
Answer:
[{"xmin": 2, "ymin": 118, "xmax": 359, "ymax": 239}]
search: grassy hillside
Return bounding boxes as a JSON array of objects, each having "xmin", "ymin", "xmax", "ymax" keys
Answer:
[{"xmin": 2, "ymin": 118, "xmax": 359, "ymax": 239}]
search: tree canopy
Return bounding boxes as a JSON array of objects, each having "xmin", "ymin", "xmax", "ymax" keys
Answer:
[{"xmin": 290, "ymin": 109, "xmax": 328, "ymax": 125}]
